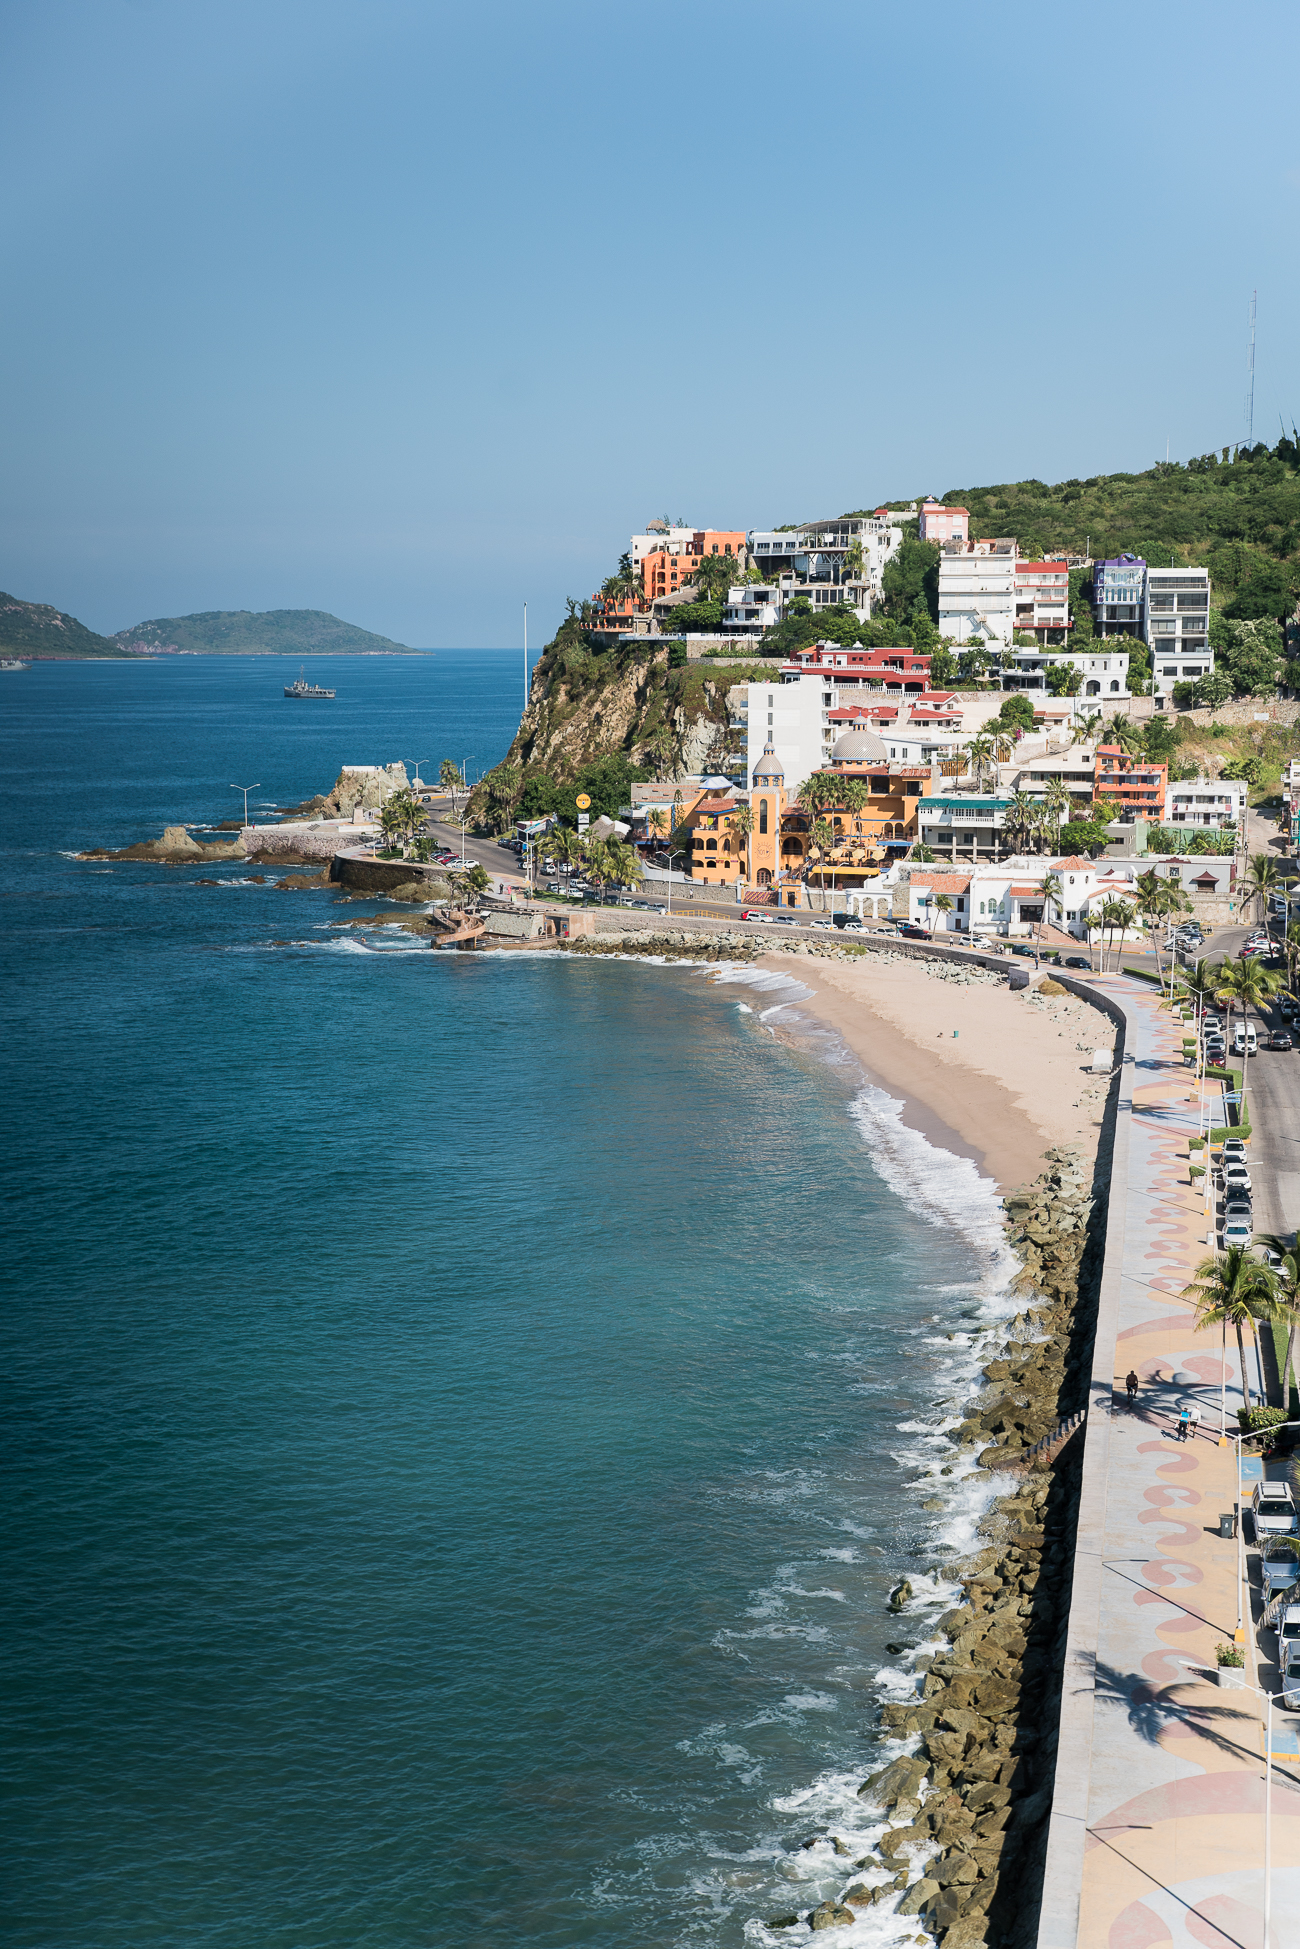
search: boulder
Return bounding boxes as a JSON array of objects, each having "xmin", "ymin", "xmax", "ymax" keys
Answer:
[
  {"xmin": 808, "ymin": 1901, "xmax": 856, "ymax": 1929},
  {"xmin": 888, "ymin": 1579, "xmax": 913, "ymax": 1612},
  {"xmin": 932, "ymin": 1852, "xmax": 979, "ymax": 1887},
  {"xmin": 963, "ymin": 1782, "xmax": 1012, "ymax": 1814},
  {"xmin": 897, "ymin": 1877, "xmax": 941, "ymax": 1916},
  {"xmin": 841, "ymin": 1883, "xmax": 876, "ymax": 1908},
  {"xmin": 858, "ymin": 1755, "xmax": 928, "ymax": 1806}
]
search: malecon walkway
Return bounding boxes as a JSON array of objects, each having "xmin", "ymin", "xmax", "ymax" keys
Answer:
[{"xmin": 1039, "ymin": 973, "xmax": 1300, "ymax": 1949}]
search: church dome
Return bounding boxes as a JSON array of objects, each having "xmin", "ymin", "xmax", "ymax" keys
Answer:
[
  {"xmin": 753, "ymin": 740, "xmax": 784, "ymax": 783},
  {"xmin": 831, "ymin": 726, "xmax": 889, "ymax": 763}
]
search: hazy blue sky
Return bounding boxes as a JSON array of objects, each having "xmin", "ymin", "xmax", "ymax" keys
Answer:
[{"xmin": 4, "ymin": 0, "xmax": 1298, "ymax": 647}]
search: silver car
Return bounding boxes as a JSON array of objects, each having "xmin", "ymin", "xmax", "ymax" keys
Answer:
[{"xmin": 1253, "ymin": 1483, "xmax": 1298, "ymax": 1538}]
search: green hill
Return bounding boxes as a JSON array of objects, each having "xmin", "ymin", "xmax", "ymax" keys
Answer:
[
  {"xmin": 112, "ymin": 608, "xmax": 414, "ymax": 655},
  {"xmin": 900, "ymin": 436, "xmax": 1300, "ymax": 615},
  {"xmin": 0, "ymin": 591, "xmax": 129, "ymax": 658}
]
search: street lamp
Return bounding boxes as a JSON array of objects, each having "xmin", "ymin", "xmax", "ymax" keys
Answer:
[
  {"xmin": 1178, "ymin": 1662, "xmax": 1278, "ymax": 1946},
  {"xmin": 405, "ymin": 757, "xmax": 429, "ymax": 793},
  {"xmin": 230, "ymin": 783, "xmax": 262, "ymax": 826}
]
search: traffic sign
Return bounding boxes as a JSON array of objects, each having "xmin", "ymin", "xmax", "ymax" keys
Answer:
[{"xmin": 575, "ymin": 793, "xmax": 591, "ymax": 810}]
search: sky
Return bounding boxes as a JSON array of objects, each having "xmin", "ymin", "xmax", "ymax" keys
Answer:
[{"xmin": 3, "ymin": 0, "xmax": 1298, "ymax": 648}]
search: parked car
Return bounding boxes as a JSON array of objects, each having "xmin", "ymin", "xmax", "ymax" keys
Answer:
[
  {"xmin": 810, "ymin": 920, "xmax": 835, "ymax": 931},
  {"xmin": 1008, "ymin": 943, "xmax": 1036, "ymax": 958},
  {"xmin": 1261, "ymin": 1541, "xmax": 1300, "ymax": 1601},
  {"xmin": 1221, "ymin": 1137, "xmax": 1248, "ymax": 1157},
  {"xmin": 740, "ymin": 909, "xmax": 771, "ymax": 922},
  {"xmin": 1223, "ymin": 1213, "xmax": 1254, "ymax": 1244},
  {"xmin": 1224, "ymin": 1202, "xmax": 1254, "ymax": 1227},
  {"xmin": 1273, "ymin": 1030, "xmax": 1295, "ymax": 1050},
  {"xmin": 1253, "ymin": 1482, "xmax": 1299, "ymax": 1538},
  {"xmin": 1280, "ymin": 999, "xmax": 1298, "ymax": 1022},
  {"xmin": 1063, "ymin": 956, "xmax": 1090, "ymax": 969},
  {"xmin": 1224, "ymin": 1165, "xmax": 1253, "ymax": 1193},
  {"xmin": 899, "ymin": 924, "xmax": 929, "ymax": 940},
  {"xmin": 1203, "ymin": 1014, "xmax": 1223, "ymax": 1035}
]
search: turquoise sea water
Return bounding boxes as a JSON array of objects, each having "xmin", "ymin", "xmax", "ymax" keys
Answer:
[{"xmin": 2, "ymin": 655, "xmax": 1016, "ymax": 1948}]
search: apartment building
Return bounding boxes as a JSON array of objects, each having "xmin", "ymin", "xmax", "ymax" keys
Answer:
[
  {"xmin": 1145, "ymin": 566, "xmax": 1213, "ymax": 696},
  {"xmin": 722, "ymin": 584, "xmax": 781, "ymax": 632},
  {"xmin": 641, "ymin": 529, "xmax": 746, "ymax": 601},
  {"xmin": 1094, "ymin": 555, "xmax": 1146, "ymax": 638},
  {"xmin": 918, "ymin": 501, "xmax": 969, "ymax": 543},
  {"xmin": 1163, "ymin": 776, "xmax": 1246, "ymax": 831},
  {"xmin": 1002, "ymin": 646, "xmax": 1131, "ymax": 697},
  {"xmin": 1009, "ymin": 752, "xmax": 1099, "ymax": 811},
  {"xmin": 937, "ymin": 538, "xmax": 1018, "ymax": 647},
  {"xmin": 1013, "ymin": 558, "xmax": 1071, "ymax": 643},
  {"xmin": 916, "ymin": 793, "xmax": 1013, "ymax": 864},
  {"xmin": 1094, "ymin": 743, "xmax": 1167, "ymax": 823},
  {"xmin": 746, "ymin": 513, "xmax": 902, "ymax": 619}
]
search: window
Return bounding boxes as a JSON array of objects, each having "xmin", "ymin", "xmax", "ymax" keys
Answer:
[{"xmin": 759, "ymin": 799, "xmax": 769, "ymax": 835}]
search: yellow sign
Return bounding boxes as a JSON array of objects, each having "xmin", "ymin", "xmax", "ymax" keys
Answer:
[{"xmin": 575, "ymin": 794, "xmax": 592, "ymax": 810}]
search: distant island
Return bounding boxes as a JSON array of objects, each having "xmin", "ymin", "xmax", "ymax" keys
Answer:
[
  {"xmin": 0, "ymin": 592, "xmax": 126, "ymax": 658},
  {"xmin": 113, "ymin": 608, "xmax": 415, "ymax": 656},
  {"xmin": 0, "ymin": 592, "xmax": 417, "ymax": 660}
]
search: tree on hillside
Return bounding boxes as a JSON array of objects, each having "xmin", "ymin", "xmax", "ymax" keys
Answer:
[
  {"xmin": 1222, "ymin": 618, "xmax": 1284, "ymax": 696},
  {"xmin": 1046, "ymin": 661, "xmax": 1084, "ymax": 696},
  {"xmin": 439, "ymin": 758, "xmax": 466, "ymax": 811},
  {"xmin": 1240, "ymin": 853, "xmax": 1284, "ymax": 940},
  {"xmin": 1224, "ymin": 559, "xmax": 1296, "ymax": 623},
  {"xmin": 692, "ymin": 554, "xmax": 737, "ymax": 604},
  {"xmin": 881, "ymin": 537, "xmax": 940, "ymax": 622}
]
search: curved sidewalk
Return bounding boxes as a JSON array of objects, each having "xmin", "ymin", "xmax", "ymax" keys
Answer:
[{"xmin": 1038, "ymin": 974, "xmax": 1299, "ymax": 1949}]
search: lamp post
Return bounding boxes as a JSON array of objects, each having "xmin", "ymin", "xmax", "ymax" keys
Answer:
[
  {"xmin": 405, "ymin": 758, "xmax": 429, "ymax": 793},
  {"xmin": 230, "ymin": 783, "xmax": 262, "ymax": 827},
  {"xmin": 1175, "ymin": 1663, "xmax": 1276, "ymax": 1944},
  {"xmin": 665, "ymin": 848, "xmax": 684, "ymax": 918}
]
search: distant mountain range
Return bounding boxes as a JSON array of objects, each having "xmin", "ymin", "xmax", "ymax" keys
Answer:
[
  {"xmin": 113, "ymin": 608, "xmax": 414, "ymax": 655},
  {"xmin": 0, "ymin": 594, "xmax": 416, "ymax": 659}
]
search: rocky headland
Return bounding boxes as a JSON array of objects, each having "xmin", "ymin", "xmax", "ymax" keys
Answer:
[{"xmin": 79, "ymin": 824, "xmax": 247, "ymax": 865}]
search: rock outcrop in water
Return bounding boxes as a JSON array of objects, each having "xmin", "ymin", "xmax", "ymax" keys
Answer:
[{"xmin": 80, "ymin": 825, "xmax": 245, "ymax": 863}]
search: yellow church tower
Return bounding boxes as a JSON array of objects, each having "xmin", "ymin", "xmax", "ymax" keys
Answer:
[{"xmin": 749, "ymin": 741, "xmax": 786, "ymax": 891}]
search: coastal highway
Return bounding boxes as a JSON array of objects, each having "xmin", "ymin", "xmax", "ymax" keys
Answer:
[{"xmin": 1192, "ymin": 917, "xmax": 1300, "ymax": 1239}]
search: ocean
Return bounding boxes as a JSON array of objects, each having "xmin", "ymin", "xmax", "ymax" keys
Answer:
[{"xmin": 2, "ymin": 653, "xmax": 1019, "ymax": 1948}]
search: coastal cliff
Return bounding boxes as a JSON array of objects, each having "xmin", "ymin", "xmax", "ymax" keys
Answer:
[{"xmin": 467, "ymin": 621, "xmax": 769, "ymax": 828}]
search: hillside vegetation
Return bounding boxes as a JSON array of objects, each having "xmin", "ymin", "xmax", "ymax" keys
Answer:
[
  {"xmin": 113, "ymin": 608, "xmax": 414, "ymax": 655},
  {"xmin": 0, "ymin": 592, "xmax": 128, "ymax": 659}
]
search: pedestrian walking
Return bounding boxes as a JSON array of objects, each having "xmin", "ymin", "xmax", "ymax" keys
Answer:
[
  {"xmin": 1125, "ymin": 1369, "xmax": 1139, "ymax": 1405},
  {"xmin": 1176, "ymin": 1406, "xmax": 1192, "ymax": 1442},
  {"xmin": 1188, "ymin": 1405, "xmax": 1202, "ymax": 1440}
]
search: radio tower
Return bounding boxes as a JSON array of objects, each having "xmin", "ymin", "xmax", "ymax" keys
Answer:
[{"xmin": 1244, "ymin": 289, "xmax": 1257, "ymax": 446}]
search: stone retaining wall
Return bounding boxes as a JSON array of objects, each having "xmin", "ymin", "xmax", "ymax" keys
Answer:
[{"xmin": 243, "ymin": 821, "xmax": 375, "ymax": 860}]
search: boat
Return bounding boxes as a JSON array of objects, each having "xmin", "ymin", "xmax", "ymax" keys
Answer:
[
  {"xmin": 1, "ymin": 659, "xmax": 28, "ymax": 671},
  {"xmin": 284, "ymin": 665, "xmax": 335, "ymax": 699}
]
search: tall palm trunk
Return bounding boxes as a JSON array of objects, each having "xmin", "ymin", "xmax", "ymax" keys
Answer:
[
  {"xmin": 1237, "ymin": 1318, "xmax": 1254, "ymax": 1413},
  {"xmin": 1284, "ymin": 1310, "xmax": 1298, "ymax": 1417}
]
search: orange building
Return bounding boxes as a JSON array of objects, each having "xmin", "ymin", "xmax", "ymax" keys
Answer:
[
  {"xmin": 683, "ymin": 793, "xmax": 748, "ymax": 886},
  {"xmin": 641, "ymin": 529, "xmax": 746, "ymax": 601},
  {"xmin": 1094, "ymin": 743, "xmax": 1168, "ymax": 823}
]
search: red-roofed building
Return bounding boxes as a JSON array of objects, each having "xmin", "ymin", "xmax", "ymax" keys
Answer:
[{"xmin": 1014, "ymin": 557, "xmax": 1072, "ymax": 644}]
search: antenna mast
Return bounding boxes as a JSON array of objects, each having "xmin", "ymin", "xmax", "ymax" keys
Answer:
[{"xmin": 1244, "ymin": 290, "xmax": 1257, "ymax": 446}]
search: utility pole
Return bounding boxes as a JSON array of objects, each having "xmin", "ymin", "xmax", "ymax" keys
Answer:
[
  {"xmin": 523, "ymin": 604, "xmax": 528, "ymax": 711},
  {"xmin": 1245, "ymin": 290, "xmax": 1257, "ymax": 447}
]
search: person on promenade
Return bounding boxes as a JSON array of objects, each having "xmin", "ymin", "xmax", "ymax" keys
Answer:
[
  {"xmin": 1176, "ymin": 1406, "xmax": 1192, "ymax": 1441},
  {"xmin": 1125, "ymin": 1370, "xmax": 1139, "ymax": 1405},
  {"xmin": 1188, "ymin": 1404, "xmax": 1202, "ymax": 1440}
]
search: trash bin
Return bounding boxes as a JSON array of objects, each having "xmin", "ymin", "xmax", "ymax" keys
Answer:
[{"xmin": 1220, "ymin": 1512, "xmax": 1236, "ymax": 1539}]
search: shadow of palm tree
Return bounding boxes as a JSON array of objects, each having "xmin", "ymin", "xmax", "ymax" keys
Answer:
[{"xmin": 1091, "ymin": 1656, "xmax": 1300, "ymax": 1775}]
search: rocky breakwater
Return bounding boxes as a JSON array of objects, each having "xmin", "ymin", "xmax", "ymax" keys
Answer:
[
  {"xmin": 781, "ymin": 1148, "xmax": 1107, "ymax": 1947},
  {"xmin": 564, "ymin": 928, "xmax": 760, "ymax": 963}
]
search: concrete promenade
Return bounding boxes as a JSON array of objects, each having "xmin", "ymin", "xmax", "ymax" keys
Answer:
[{"xmin": 1039, "ymin": 973, "xmax": 1300, "ymax": 1949}]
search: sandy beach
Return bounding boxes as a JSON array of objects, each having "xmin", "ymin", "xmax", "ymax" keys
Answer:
[{"xmin": 757, "ymin": 948, "xmax": 1120, "ymax": 1191}]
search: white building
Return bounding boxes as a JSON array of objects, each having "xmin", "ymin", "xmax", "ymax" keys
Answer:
[
  {"xmin": 1145, "ymin": 566, "xmax": 1213, "ymax": 696},
  {"xmin": 1094, "ymin": 556, "xmax": 1147, "ymax": 638},
  {"xmin": 747, "ymin": 513, "xmax": 902, "ymax": 619},
  {"xmin": 628, "ymin": 525, "xmax": 697, "ymax": 572},
  {"xmin": 1002, "ymin": 646, "xmax": 1131, "ymax": 698},
  {"xmin": 722, "ymin": 584, "xmax": 781, "ymax": 632},
  {"xmin": 738, "ymin": 670, "xmax": 974, "ymax": 794},
  {"xmin": 1163, "ymin": 776, "xmax": 1247, "ymax": 831},
  {"xmin": 937, "ymin": 539, "xmax": 1018, "ymax": 647}
]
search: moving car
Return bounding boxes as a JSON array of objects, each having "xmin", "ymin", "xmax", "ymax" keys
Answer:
[
  {"xmin": 1064, "ymin": 956, "xmax": 1091, "ymax": 969},
  {"xmin": 898, "ymin": 924, "xmax": 929, "ymax": 940},
  {"xmin": 1010, "ymin": 944, "xmax": 1037, "ymax": 958},
  {"xmin": 1272, "ymin": 1030, "xmax": 1294, "ymax": 1051},
  {"xmin": 1252, "ymin": 1482, "xmax": 1298, "ymax": 1538}
]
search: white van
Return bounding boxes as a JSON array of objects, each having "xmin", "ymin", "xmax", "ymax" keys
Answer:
[{"xmin": 1233, "ymin": 1024, "xmax": 1258, "ymax": 1055}]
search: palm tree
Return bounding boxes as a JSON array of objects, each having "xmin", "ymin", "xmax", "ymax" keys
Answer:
[
  {"xmin": 930, "ymin": 891, "xmax": 953, "ymax": 934},
  {"xmin": 1255, "ymin": 1236, "xmax": 1300, "ymax": 1413},
  {"xmin": 731, "ymin": 804, "xmax": 753, "ymax": 888},
  {"xmin": 810, "ymin": 818, "xmax": 836, "ymax": 910},
  {"xmin": 1099, "ymin": 896, "xmax": 1136, "ymax": 974},
  {"xmin": 646, "ymin": 807, "xmax": 669, "ymax": 850},
  {"xmin": 1240, "ymin": 853, "xmax": 1283, "ymax": 946},
  {"xmin": 1177, "ymin": 958, "xmax": 1221, "ymax": 1052},
  {"xmin": 1102, "ymin": 713, "xmax": 1144, "ymax": 756},
  {"xmin": 1215, "ymin": 957, "xmax": 1289, "ymax": 1128},
  {"xmin": 449, "ymin": 863, "xmax": 491, "ymax": 911},
  {"xmin": 966, "ymin": 734, "xmax": 995, "ymax": 790},
  {"xmin": 379, "ymin": 799, "xmax": 407, "ymax": 854},
  {"xmin": 1005, "ymin": 789, "xmax": 1038, "ymax": 855},
  {"xmin": 607, "ymin": 840, "xmax": 644, "ymax": 892},
  {"xmin": 1043, "ymin": 776, "xmax": 1073, "ymax": 852},
  {"xmin": 1038, "ymin": 871, "xmax": 1062, "ymax": 958},
  {"xmin": 1133, "ymin": 867, "xmax": 1189, "ymax": 995},
  {"xmin": 439, "ymin": 759, "xmax": 466, "ymax": 812},
  {"xmin": 1073, "ymin": 711, "xmax": 1103, "ymax": 751},
  {"xmin": 1182, "ymin": 1244, "xmax": 1281, "ymax": 1414}
]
